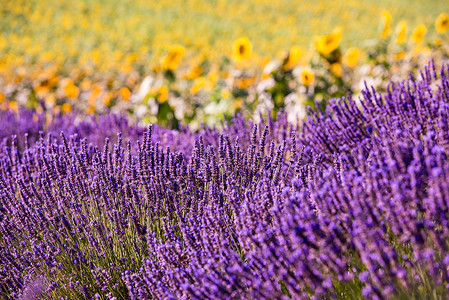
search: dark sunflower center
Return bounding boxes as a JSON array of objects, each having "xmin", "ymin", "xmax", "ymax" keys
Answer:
[{"xmin": 238, "ymin": 45, "xmax": 245, "ymax": 55}]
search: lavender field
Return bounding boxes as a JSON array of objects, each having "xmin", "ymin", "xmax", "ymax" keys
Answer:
[
  {"xmin": 1, "ymin": 61, "xmax": 449, "ymax": 299},
  {"xmin": 2, "ymin": 1, "xmax": 449, "ymax": 299}
]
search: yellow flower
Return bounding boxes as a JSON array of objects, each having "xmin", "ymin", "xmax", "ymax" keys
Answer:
[
  {"xmin": 183, "ymin": 64, "xmax": 203, "ymax": 80},
  {"xmin": 15, "ymin": 67, "xmax": 27, "ymax": 82},
  {"xmin": 283, "ymin": 45, "xmax": 305, "ymax": 70},
  {"xmin": 412, "ymin": 45, "xmax": 431, "ymax": 58},
  {"xmin": 8, "ymin": 101, "xmax": 19, "ymax": 113},
  {"xmin": 221, "ymin": 89, "xmax": 231, "ymax": 99},
  {"xmin": 102, "ymin": 92, "xmax": 113, "ymax": 107},
  {"xmin": 34, "ymin": 84, "xmax": 50, "ymax": 98},
  {"xmin": 61, "ymin": 103, "xmax": 72, "ymax": 114},
  {"xmin": 207, "ymin": 70, "xmax": 219, "ymax": 87},
  {"xmin": 40, "ymin": 52, "xmax": 54, "ymax": 62},
  {"xmin": 300, "ymin": 68, "xmax": 314, "ymax": 86},
  {"xmin": 161, "ymin": 45, "xmax": 185, "ymax": 71},
  {"xmin": 395, "ymin": 21, "xmax": 408, "ymax": 45},
  {"xmin": 436, "ymin": 13, "xmax": 449, "ymax": 34},
  {"xmin": 90, "ymin": 49, "xmax": 102, "ymax": 66},
  {"xmin": 233, "ymin": 37, "xmax": 252, "ymax": 61},
  {"xmin": 61, "ymin": 78, "xmax": 79, "ymax": 99},
  {"xmin": 87, "ymin": 106, "xmax": 96, "ymax": 114},
  {"xmin": 45, "ymin": 93, "xmax": 56, "ymax": 107},
  {"xmin": 393, "ymin": 51, "xmax": 407, "ymax": 61},
  {"xmin": 233, "ymin": 97, "xmax": 243, "ymax": 110},
  {"xmin": 158, "ymin": 85, "xmax": 169, "ymax": 103},
  {"xmin": 190, "ymin": 77, "xmax": 207, "ymax": 95},
  {"xmin": 342, "ymin": 47, "xmax": 361, "ymax": 68},
  {"xmin": 236, "ymin": 76, "xmax": 255, "ymax": 89},
  {"xmin": 91, "ymin": 83, "xmax": 103, "ymax": 98},
  {"xmin": 411, "ymin": 24, "xmax": 427, "ymax": 44},
  {"xmin": 119, "ymin": 87, "xmax": 131, "ymax": 101},
  {"xmin": 330, "ymin": 63, "xmax": 343, "ymax": 77},
  {"xmin": 315, "ymin": 27, "xmax": 342, "ymax": 56},
  {"xmin": 80, "ymin": 78, "xmax": 92, "ymax": 91},
  {"xmin": 120, "ymin": 63, "xmax": 133, "ymax": 75},
  {"xmin": 380, "ymin": 11, "xmax": 392, "ymax": 39}
]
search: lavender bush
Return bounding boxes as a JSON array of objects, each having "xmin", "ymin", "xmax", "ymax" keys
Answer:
[{"xmin": 1, "ymin": 61, "xmax": 449, "ymax": 299}]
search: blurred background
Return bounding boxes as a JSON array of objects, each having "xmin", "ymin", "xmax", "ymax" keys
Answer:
[{"xmin": 1, "ymin": 0, "xmax": 448, "ymax": 128}]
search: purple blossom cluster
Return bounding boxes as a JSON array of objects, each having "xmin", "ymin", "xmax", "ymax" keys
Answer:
[
  {"xmin": 1, "ymin": 61, "xmax": 449, "ymax": 299},
  {"xmin": 0, "ymin": 109, "xmax": 45, "ymax": 142},
  {"xmin": 0, "ymin": 109, "xmax": 144, "ymax": 147}
]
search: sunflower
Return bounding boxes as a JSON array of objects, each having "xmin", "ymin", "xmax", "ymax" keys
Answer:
[
  {"xmin": 233, "ymin": 37, "xmax": 252, "ymax": 61},
  {"xmin": 300, "ymin": 68, "xmax": 314, "ymax": 86},
  {"xmin": 220, "ymin": 89, "xmax": 231, "ymax": 99},
  {"xmin": 411, "ymin": 24, "xmax": 427, "ymax": 44},
  {"xmin": 395, "ymin": 21, "xmax": 408, "ymax": 45},
  {"xmin": 236, "ymin": 76, "xmax": 255, "ymax": 89},
  {"xmin": 183, "ymin": 64, "xmax": 203, "ymax": 80},
  {"xmin": 119, "ymin": 87, "xmax": 131, "ymax": 101},
  {"xmin": 283, "ymin": 45, "xmax": 305, "ymax": 70},
  {"xmin": 158, "ymin": 85, "xmax": 169, "ymax": 103},
  {"xmin": 45, "ymin": 93, "xmax": 56, "ymax": 107},
  {"xmin": 393, "ymin": 51, "xmax": 407, "ymax": 61},
  {"xmin": 61, "ymin": 78, "xmax": 79, "ymax": 99},
  {"xmin": 61, "ymin": 103, "xmax": 72, "ymax": 114},
  {"xmin": 380, "ymin": 11, "xmax": 392, "ymax": 39},
  {"xmin": 330, "ymin": 63, "xmax": 343, "ymax": 77},
  {"xmin": 8, "ymin": 101, "xmax": 18, "ymax": 113},
  {"xmin": 102, "ymin": 92, "xmax": 113, "ymax": 107},
  {"xmin": 190, "ymin": 77, "xmax": 207, "ymax": 95},
  {"xmin": 436, "ymin": 13, "xmax": 449, "ymax": 34},
  {"xmin": 315, "ymin": 27, "xmax": 342, "ymax": 56},
  {"xmin": 342, "ymin": 47, "xmax": 361, "ymax": 68},
  {"xmin": 233, "ymin": 97, "xmax": 243, "ymax": 110},
  {"xmin": 161, "ymin": 45, "xmax": 186, "ymax": 71},
  {"xmin": 91, "ymin": 83, "xmax": 103, "ymax": 99},
  {"xmin": 80, "ymin": 78, "xmax": 92, "ymax": 91}
]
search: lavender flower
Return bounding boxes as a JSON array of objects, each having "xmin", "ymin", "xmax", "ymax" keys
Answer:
[{"xmin": 1, "ymin": 60, "xmax": 449, "ymax": 299}]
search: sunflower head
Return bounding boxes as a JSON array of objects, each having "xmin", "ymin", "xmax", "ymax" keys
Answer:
[
  {"xmin": 158, "ymin": 85, "xmax": 169, "ymax": 103},
  {"xmin": 436, "ymin": 12, "xmax": 449, "ymax": 34},
  {"xmin": 330, "ymin": 63, "xmax": 343, "ymax": 77},
  {"xmin": 342, "ymin": 47, "xmax": 361, "ymax": 68},
  {"xmin": 395, "ymin": 21, "xmax": 408, "ymax": 45},
  {"xmin": 233, "ymin": 37, "xmax": 252, "ymax": 61},
  {"xmin": 61, "ymin": 78, "xmax": 79, "ymax": 99},
  {"xmin": 411, "ymin": 24, "xmax": 427, "ymax": 44},
  {"xmin": 161, "ymin": 45, "xmax": 186, "ymax": 71},
  {"xmin": 183, "ymin": 64, "xmax": 203, "ymax": 80},
  {"xmin": 61, "ymin": 103, "xmax": 72, "ymax": 114},
  {"xmin": 380, "ymin": 11, "xmax": 392, "ymax": 39},
  {"xmin": 119, "ymin": 87, "xmax": 131, "ymax": 101},
  {"xmin": 300, "ymin": 68, "xmax": 314, "ymax": 86},
  {"xmin": 315, "ymin": 27, "xmax": 342, "ymax": 56},
  {"xmin": 283, "ymin": 45, "xmax": 305, "ymax": 70},
  {"xmin": 190, "ymin": 77, "xmax": 207, "ymax": 95},
  {"xmin": 233, "ymin": 97, "xmax": 243, "ymax": 110}
]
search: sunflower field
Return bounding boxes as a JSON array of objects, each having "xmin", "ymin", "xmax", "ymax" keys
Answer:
[
  {"xmin": 2, "ymin": 1, "xmax": 449, "ymax": 299},
  {"xmin": 1, "ymin": 0, "xmax": 449, "ymax": 127}
]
